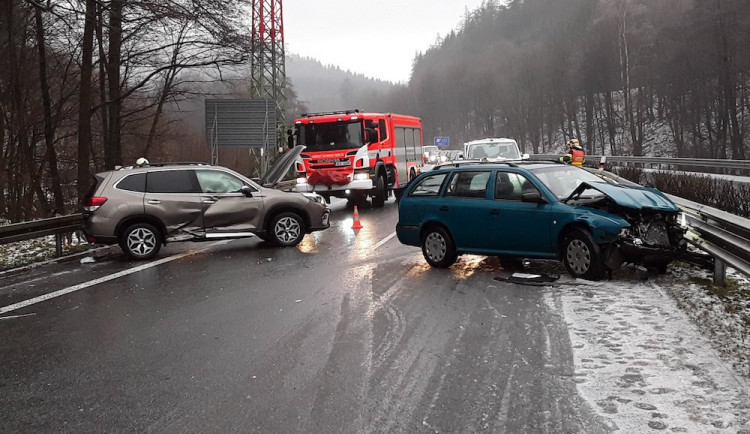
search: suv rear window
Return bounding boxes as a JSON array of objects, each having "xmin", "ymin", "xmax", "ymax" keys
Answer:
[
  {"xmin": 85, "ymin": 175, "xmax": 106, "ymax": 198},
  {"xmin": 117, "ymin": 173, "xmax": 147, "ymax": 192},
  {"xmin": 146, "ymin": 170, "xmax": 197, "ymax": 194}
]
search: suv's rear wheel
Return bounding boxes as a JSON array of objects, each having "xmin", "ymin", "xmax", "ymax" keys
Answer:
[
  {"xmin": 270, "ymin": 212, "xmax": 305, "ymax": 246},
  {"xmin": 562, "ymin": 229, "xmax": 604, "ymax": 280},
  {"xmin": 120, "ymin": 223, "xmax": 161, "ymax": 260},
  {"xmin": 422, "ymin": 226, "xmax": 457, "ymax": 268}
]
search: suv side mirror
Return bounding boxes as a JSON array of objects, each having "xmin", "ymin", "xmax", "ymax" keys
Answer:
[
  {"xmin": 240, "ymin": 185, "xmax": 254, "ymax": 197},
  {"xmin": 522, "ymin": 191, "xmax": 546, "ymax": 204}
]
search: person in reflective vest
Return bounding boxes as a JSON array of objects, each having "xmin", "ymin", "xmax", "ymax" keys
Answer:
[{"xmin": 559, "ymin": 138, "xmax": 585, "ymax": 167}]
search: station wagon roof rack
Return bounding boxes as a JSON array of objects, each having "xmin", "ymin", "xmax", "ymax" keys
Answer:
[{"xmin": 433, "ymin": 160, "xmax": 523, "ymax": 169}]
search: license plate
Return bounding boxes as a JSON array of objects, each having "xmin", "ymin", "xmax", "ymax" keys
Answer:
[{"xmin": 335, "ymin": 160, "xmax": 350, "ymax": 166}]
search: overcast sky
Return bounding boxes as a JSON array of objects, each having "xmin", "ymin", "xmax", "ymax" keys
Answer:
[{"xmin": 283, "ymin": 0, "xmax": 490, "ymax": 84}]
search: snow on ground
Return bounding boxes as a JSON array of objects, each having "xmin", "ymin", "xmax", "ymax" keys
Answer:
[
  {"xmin": 0, "ymin": 233, "xmax": 91, "ymax": 271},
  {"xmin": 546, "ymin": 265, "xmax": 750, "ymax": 433}
]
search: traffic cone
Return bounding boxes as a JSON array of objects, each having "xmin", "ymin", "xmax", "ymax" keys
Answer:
[{"xmin": 351, "ymin": 205, "xmax": 363, "ymax": 229}]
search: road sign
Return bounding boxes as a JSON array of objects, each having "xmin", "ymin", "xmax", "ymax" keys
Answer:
[{"xmin": 434, "ymin": 136, "xmax": 450, "ymax": 147}]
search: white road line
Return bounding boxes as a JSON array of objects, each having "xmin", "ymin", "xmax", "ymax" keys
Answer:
[
  {"xmin": 373, "ymin": 232, "xmax": 397, "ymax": 250},
  {"xmin": 0, "ymin": 241, "xmax": 228, "ymax": 315}
]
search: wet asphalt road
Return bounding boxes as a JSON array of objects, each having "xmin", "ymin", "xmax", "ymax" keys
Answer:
[{"xmin": 0, "ymin": 198, "xmax": 609, "ymax": 433}]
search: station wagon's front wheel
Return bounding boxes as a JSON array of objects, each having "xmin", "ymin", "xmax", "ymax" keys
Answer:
[
  {"xmin": 120, "ymin": 223, "xmax": 161, "ymax": 260},
  {"xmin": 270, "ymin": 212, "xmax": 305, "ymax": 247},
  {"xmin": 422, "ymin": 226, "xmax": 457, "ymax": 268},
  {"xmin": 562, "ymin": 229, "xmax": 604, "ymax": 280}
]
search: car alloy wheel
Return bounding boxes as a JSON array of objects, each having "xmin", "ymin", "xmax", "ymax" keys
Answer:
[
  {"xmin": 421, "ymin": 226, "xmax": 457, "ymax": 268},
  {"xmin": 271, "ymin": 212, "xmax": 304, "ymax": 246},
  {"xmin": 120, "ymin": 223, "xmax": 161, "ymax": 260}
]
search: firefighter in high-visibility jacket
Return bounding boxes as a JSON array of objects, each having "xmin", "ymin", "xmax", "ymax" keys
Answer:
[{"xmin": 559, "ymin": 138, "xmax": 585, "ymax": 167}]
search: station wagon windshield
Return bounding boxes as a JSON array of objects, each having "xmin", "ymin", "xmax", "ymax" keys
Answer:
[
  {"xmin": 297, "ymin": 121, "xmax": 364, "ymax": 152},
  {"xmin": 530, "ymin": 166, "xmax": 606, "ymax": 200}
]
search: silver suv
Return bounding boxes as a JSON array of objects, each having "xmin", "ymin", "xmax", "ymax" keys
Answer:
[{"xmin": 83, "ymin": 147, "xmax": 330, "ymax": 260}]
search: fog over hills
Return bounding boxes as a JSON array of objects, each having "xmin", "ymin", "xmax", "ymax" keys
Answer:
[{"xmin": 286, "ymin": 54, "xmax": 397, "ymax": 115}]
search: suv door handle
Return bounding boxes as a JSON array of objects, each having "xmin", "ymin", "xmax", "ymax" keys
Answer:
[
  {"xmin": 439, "ymin": 206, "xmax": 449, "ymax": 212},
  {"xmin": 202, "ymin": 199, "xmax": 216, "ymax": 204},
  {"xmin": 147, "ymin": 199, "xmax": 161, "ymax": 205},
  {"xmin": 490, "ymin": 209, "xmax": 500, "ymax": 216}
]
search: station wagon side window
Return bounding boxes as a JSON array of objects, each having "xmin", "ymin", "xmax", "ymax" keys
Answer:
[
  {"xmin": 409, "ymin": 173, "xmax": 447, "ymax": 197},
  {"xmin": 445, "ymin": 171, "xmax": 490, "ymax": 199},
  {"xmin": 196, "ymin": 170, "xmax": 246, "ymax": 194},
  {"xmin": 495, "ymin": 172, "xmax": 539, "ymax": 201}
]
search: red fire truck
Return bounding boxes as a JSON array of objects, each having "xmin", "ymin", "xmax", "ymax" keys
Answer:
[{"xmin": 292, "ymin": 109, "xmax": 424, "ymax": 207}]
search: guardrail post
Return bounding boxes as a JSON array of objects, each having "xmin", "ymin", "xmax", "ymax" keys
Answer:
[
  {"xmin": 55, "ymin": 233, "xmax": 63, "ymax": 257},
  {"xmin": 713, "ymin": 258, "xmax": 726, "ymax": 286}
]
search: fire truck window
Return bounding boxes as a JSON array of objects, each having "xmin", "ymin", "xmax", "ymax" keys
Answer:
[{"xmin": 378, "ymin": 120, "xmax": 387, "ymax": 141}]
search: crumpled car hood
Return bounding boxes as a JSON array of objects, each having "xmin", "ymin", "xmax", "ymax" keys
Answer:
[{"xmin": 569, "ymin": 181, "xmax": 679, "ymax": 212}]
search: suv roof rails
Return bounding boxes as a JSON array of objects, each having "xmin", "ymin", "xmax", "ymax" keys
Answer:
[{"xmin": 116, "ymin": 162, "xmax": 213, "ymax": 170}]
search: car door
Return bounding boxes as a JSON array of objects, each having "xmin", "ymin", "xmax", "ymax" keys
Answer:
[
  {"xmin": 196, "ymin": 169, "xmax": 264, "ymax": 233},
  {"xmin": 144, "ymin": 169, "xmax": 203, "ymax": 236},
  {"xmin": 490, "ymin": 171, "xmax": 554, "ymax": 255},
  {"xmin": 440, "ymin": 170, "xmax": 496, "ymax": 251}
]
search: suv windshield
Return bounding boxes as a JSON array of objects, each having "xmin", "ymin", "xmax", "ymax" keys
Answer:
[
  {"xmin": 466, "ymin": 142, "xmax": 520, "ymax": 159},
  {"xmin": 297, "ymin": 121, "xmax": 364, "ymax": 152},
  {"xmin": 530, "ymin": 166, "xmax": 606, "ymax": 200}
]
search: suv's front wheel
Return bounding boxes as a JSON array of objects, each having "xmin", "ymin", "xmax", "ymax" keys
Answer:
[
  {"xmin": 120, "ymin": 223, "xmax": 162, "ymax": 260},
  {"xmin": 269, "ymin": 212, "xmax": 305, "ymax": 247}
]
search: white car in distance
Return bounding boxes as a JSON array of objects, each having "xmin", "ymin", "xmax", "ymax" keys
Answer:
[{"xmin": 463, "ymin": 138, "xmax": 528, "ymax": 161}]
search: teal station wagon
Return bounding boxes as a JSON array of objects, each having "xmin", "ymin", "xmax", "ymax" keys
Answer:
[{"xmin": 396, "ymin": 161, "xmax": 709, "ymax": 280}]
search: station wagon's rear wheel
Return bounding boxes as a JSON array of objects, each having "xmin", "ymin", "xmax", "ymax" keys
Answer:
[
  {"xmin": 120, "ymin": 223, "xmax": 161, "ymax": 260},
  {"xmin": 562, "ymin": 229, "xmax": 604, "ymax": 280},
  {"xmin": 270, "ymin": 212, "xmax": 305, "ymax": 247},
  {"xmin": 422, "ymin": 226, "xmax": 457, "ymax": 268}
]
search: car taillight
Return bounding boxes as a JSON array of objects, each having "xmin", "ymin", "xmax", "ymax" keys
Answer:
[{"xmin": 84, "ymin": 196, "xmax": 107, "ymax": 211}]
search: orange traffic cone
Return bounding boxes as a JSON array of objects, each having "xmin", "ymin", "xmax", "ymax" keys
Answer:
[{"xmin": 351, "ymin": 205, "xmax": 363, "ymax": 229}]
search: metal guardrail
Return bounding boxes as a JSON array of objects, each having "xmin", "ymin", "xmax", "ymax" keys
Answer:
[
  {"xmin": 667, "ymin": 195, "xmax": 750, "ymax": 285},
  {"xmin": 0, "ymin": 214, "xmax": 85, "ymax": 257},
  {"xmin": 1, "ymin": 173, "xmax": 747, "ymax": 286},
  {"xmin": 529, "ymin": 154, "xmax": 750, "ymax": 173}
]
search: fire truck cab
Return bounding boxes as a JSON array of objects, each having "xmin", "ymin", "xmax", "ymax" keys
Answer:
[{"xmin": 293, "ymin": 110, "xmax": 424, "ymax": 207}]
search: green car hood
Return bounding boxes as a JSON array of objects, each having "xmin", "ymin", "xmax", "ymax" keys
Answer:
[{"xmin": 568, "ymin": 181, "xmax": 679, "ymax": 212}]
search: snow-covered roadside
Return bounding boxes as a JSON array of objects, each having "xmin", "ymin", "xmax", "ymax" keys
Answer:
[
  {"xmin": 0, "ymin": 233, "xmax": 92, "ymax": 271},
  {"xmin": 546, "ymin": 267, "xmax": 750, "ymax": 433}
]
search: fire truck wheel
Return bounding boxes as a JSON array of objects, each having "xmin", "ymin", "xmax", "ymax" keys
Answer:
[
  {"xmin": 421, "ymin": 225, "xmax": 457, "ymax": 268},
  {"xmin": 372, "ymin": 175, "xmax": 386, "ymax": 208}
]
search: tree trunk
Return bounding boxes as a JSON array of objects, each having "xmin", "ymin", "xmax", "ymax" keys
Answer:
[
  {"xmin": 105, "ymin": 0, "xmax": 123, "ymax": 169},
  {"xmin": 34, "ymin": 5, "xmax": 65, "ymax": 215},
  {"xmin": 77, "ymin": 0, "xmax": 96, "ymax": 205}
]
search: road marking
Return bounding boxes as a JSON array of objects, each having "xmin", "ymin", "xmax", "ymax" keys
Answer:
[
  {"xmin": 0, "ymin": 241, "xmax": 228, "ymax": 315},
  {"xmin": 373, "ymin": 232, "xmax": 397, "ymax": 250}
]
